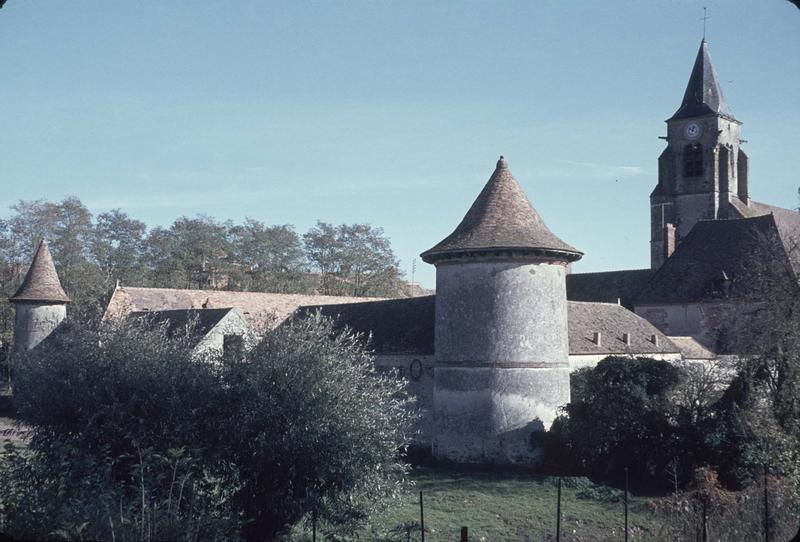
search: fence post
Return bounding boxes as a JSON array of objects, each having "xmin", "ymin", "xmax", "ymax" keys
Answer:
[
  {"xmin": 701, "ymin": 495, "xmax": 708, "ymax": 542},
  {"xmin": 556, "ymin": 477, "xmax": 562, "ymax": 542},
  {"xmin": 764, "ymin": 464, "xmax": 770, "ymax": 542},
  {"xmin": 312, "ymin": 510, "xmax": 316, "ymax": 542},
  {"xmin": 460, "ymin": 526, "xmax": 468, "ymax": 542},
  {"xmin": 624, "ymin": 467, "xmax": 629, "ymax": 542},
  {"xmin": 419, "ymin": 490, "xmax": 426, "ymax": 542}
]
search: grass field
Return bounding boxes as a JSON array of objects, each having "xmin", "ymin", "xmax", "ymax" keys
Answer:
[{"xmin": 358, "ymin": 465, "xmax": 660, "ymax": 542}]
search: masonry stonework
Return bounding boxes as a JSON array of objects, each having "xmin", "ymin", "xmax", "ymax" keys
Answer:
[
  {"xmin": 432, "ymin": 260, "xmax": 571, "ymax": 463},
  {"xmin": 10, "ymin": 239, "xmax": 71, "ymax": 353},
  {"xmin": 421, "ymin": 156, "xmax": 581, "ymax": 464},
  {"xmin": 12, "ymin": 303, "xmax": 67, "ymax": 353}
]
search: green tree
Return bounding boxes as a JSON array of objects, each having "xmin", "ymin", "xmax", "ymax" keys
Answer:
[
  {"xmin": 546, "ymin": 356, "xmax": 689, "ymax": 484},
  {"xmin": 228, "ymin": 218, "xmax": 309, "ymax": 293},
  {"xmin": 222, "ymin": 312, "xmax": 414, "ymax": 540},
  {"xmin": 303, "ymin": 221, "xmax": 405, "ymax": 297},
  {"xmin": 144, "ymin": 216, "xmax": 231, "ymax": 289},
  {"xmin": 0, "ymin": 218, "xmax": 18, "ymax": 342},
  {"xmin": 92, "ymin": 209, "xmax": 148, "ymax": 289},
  {"xmin": 703, "ymin": 224, "xmax": 800, "ymax": 489},
  {"xmin": 5, "ymin": 311, "xmax": 414, "ymax": 540},
  {"xmin": 5, "ymin": 317, "xmax": 237, "ymax": 540}
]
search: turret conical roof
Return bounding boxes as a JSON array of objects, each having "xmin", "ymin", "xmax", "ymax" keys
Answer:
[
  {"xmin": 10, "ymin": 239, "xmax": 71, "ymax": 304},
  {"xmin": 669, "ymin": 40, "xmax": 736, "ymax": 122},
  {"xmin": 420, "ymin": 157, "xmax": 582, "ymax": 264}
]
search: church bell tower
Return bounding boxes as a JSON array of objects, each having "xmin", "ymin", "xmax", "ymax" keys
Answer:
[{"xmin": 650, "ymin": 40, "xmax": 749, "ymax": 269}]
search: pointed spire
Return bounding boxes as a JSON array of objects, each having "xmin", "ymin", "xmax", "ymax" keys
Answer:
[
  {"xmin": 420, "ymin": 156, "xmax": 582, "ymax": 264},
  {"xmin": 10, "ymin": 239, "xmax": 71, "ymax": 304},
  {"xmin": 669, "ymin": 40, "xmax": 735, "ymax": 121}
]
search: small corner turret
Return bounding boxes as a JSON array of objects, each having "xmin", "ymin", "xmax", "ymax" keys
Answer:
[{"xmin": 10, "ymin": 239, "xmax": 70, "ymax": 353}]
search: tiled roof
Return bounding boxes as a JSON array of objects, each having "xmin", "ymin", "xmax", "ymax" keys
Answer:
[
  {"xmin": 669, "ymin": 336, "xmax": 717, "ymax": 360},
  {"xmin": 298, "ymin": 296, "xmax": 436, "ymax": 355},
  {"xmin": 669, "ymin": 40, "xmax": 736, "ymax": 122},
  {"xmin": 296, "ymin": 297, "xmax": 677, "ymax": 357},
  {"xmin": 104, "ymin": 286, "xmax": 379, "ymax": 334},
  {"xmin": 566, "ymin": 269, "xmax": 653, "ymax": 309},
  {"xmin": 10, "ymin": 239, "xmax": 71, "ymax": 304},
  {"xmin": 421, "ymin": 157, "xmax": 582, "ymax": 264},
  {"xmin": 567, "ymin": 301, "xmax": 678, "ymax": 355},
  {"xmin": 126, "ymin": 308, "xmax": 234, "ymax": 345},
  {"xmin": 636, "ymin": 214, "xmax": 800, "ymax": 304}
]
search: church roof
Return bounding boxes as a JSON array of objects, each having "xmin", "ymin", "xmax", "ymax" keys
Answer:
[
  {"xmin": 669, "ymin": 40, "xmax": 735, "ymax": 122},
  {"xmin": 296, "ymin": 297, "xmax": 678, "ymax": 357},
  {"xmin": 420, "ymin": 157, "xmax": 582, "ymax": 264},
  {"xmin": 10, "ymin": 239, "xmax": 71, "ymax": 304},
  {"xmin": 566, "ymin": 269, "xmax": 653, "ymax": 310},
  {"xmin": 635, "ymin": 213, "xmax": 800, "ymax": 305}
]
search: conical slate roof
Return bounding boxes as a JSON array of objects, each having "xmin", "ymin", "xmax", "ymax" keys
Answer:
[
  {"xmin": 10, "ymin": 239, "xmax": 71, "ymax": 304},
  {"xmin": 420, "ymin": 157, "xmax": 582, "ymax": 264},
  {"xmin": 669, "ymin": 40, "xmax": 736, "ymax": 121}
]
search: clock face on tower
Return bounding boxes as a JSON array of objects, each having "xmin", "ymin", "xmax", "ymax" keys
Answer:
[{"xmin": 684, "ymin": 122, "xmax": 702, "ymax": 140}]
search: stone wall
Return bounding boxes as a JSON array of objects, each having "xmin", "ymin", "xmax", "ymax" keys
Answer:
[
  {"xmin": 194, "ymin": 309, "xmax": 257, "ymax": 359},
  {"xmin": 634, "ymin": 300, "xmax": 758, "ymax": 350},
  {"xmin": 13, "ymin": 303, "xmax": 67, "ymax": 353},
  {"xmin": 374, "ymin": 354, "xmax": 434, "ymax": 447},
  {"xmin": 432, "ymin": 259, "xmax": 571, "ymax": 464}
]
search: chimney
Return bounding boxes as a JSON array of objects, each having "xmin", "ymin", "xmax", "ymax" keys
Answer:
[
  {"xmin": 664, "ymin": 223, "xmax": 676, "ymax": 261},
  {"xmin": 622, "ymin": 333, "xmax": 631, "ymax": 346},
  {"xmin": 592, "ymin": 331, "xmax": 602, "ymax": 346},
  {"xmin": 651, "ymin": 334, "xmax": 659, "ymax": 347}
]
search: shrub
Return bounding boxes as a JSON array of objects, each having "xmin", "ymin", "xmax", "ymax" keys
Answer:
[
  {"xmin": 545, "ymin": 356, "xmax": 689, "ymax": 484},
  {"xmin": 3, "ymin": 311, "xmax": 414, "ymax": 540},
  {"xmin": 221, "ymin": 312, "xmax": 415, "ymax": 540}
]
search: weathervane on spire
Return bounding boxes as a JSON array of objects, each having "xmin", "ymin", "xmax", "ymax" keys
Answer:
[{"xmin": 701, "ymin": 7, "xmax": 710, "ymax": 40}]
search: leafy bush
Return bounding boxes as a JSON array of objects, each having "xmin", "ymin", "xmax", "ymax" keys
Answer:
[
  {"xmin": 3, "ymin": 311, "xmax": 414, "ymax": 540},
  {"xmin": 222, "ymin": 312, "xmax": 416, "ymax": 540},
  {"xmin": 544, "ymin": 356, "xmax": 689, "ymax": 485},
  {"xmin": 0, "ymin": 441, "xmax": 236, "ymax": 541}
]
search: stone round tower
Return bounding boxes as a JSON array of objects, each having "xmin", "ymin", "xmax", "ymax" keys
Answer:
[
  {"xmin": 420, "ymin": 156, "xmax": 582, "ymax": 464},
  {"xmin": 10, "ymin": 239, "xmax": 71, "ymax": 353}
]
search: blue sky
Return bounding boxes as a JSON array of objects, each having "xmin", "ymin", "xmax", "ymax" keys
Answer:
[{"xmin": 1, "ymin": 1, "xmax": 799, "ymax": 288}]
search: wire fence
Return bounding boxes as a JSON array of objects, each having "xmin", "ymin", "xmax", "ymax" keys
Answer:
[
  {"xmin": 396, "ymin": 478, "xmax": 800, "ymax": 542},
  {"xmin": 298, "ymin": 470, "xmax": 800, "ymax": 542}
]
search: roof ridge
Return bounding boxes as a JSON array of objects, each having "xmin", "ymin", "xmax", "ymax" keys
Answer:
[
  {"xmin": 569, "ymin": 268, "xmax": 651, "ymax": 276},
  {"xmin": 567, "ymin": 300, "xmax": 621, "ymax": 306},
  {"xmin": 119, "ymin": 285, "xmax": 380, "ymax": 300}
]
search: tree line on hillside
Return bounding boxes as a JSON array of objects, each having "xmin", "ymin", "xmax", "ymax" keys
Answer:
[{"xmin": 0, "ymin": 197, "xmax": 409, "ymax": 342}]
